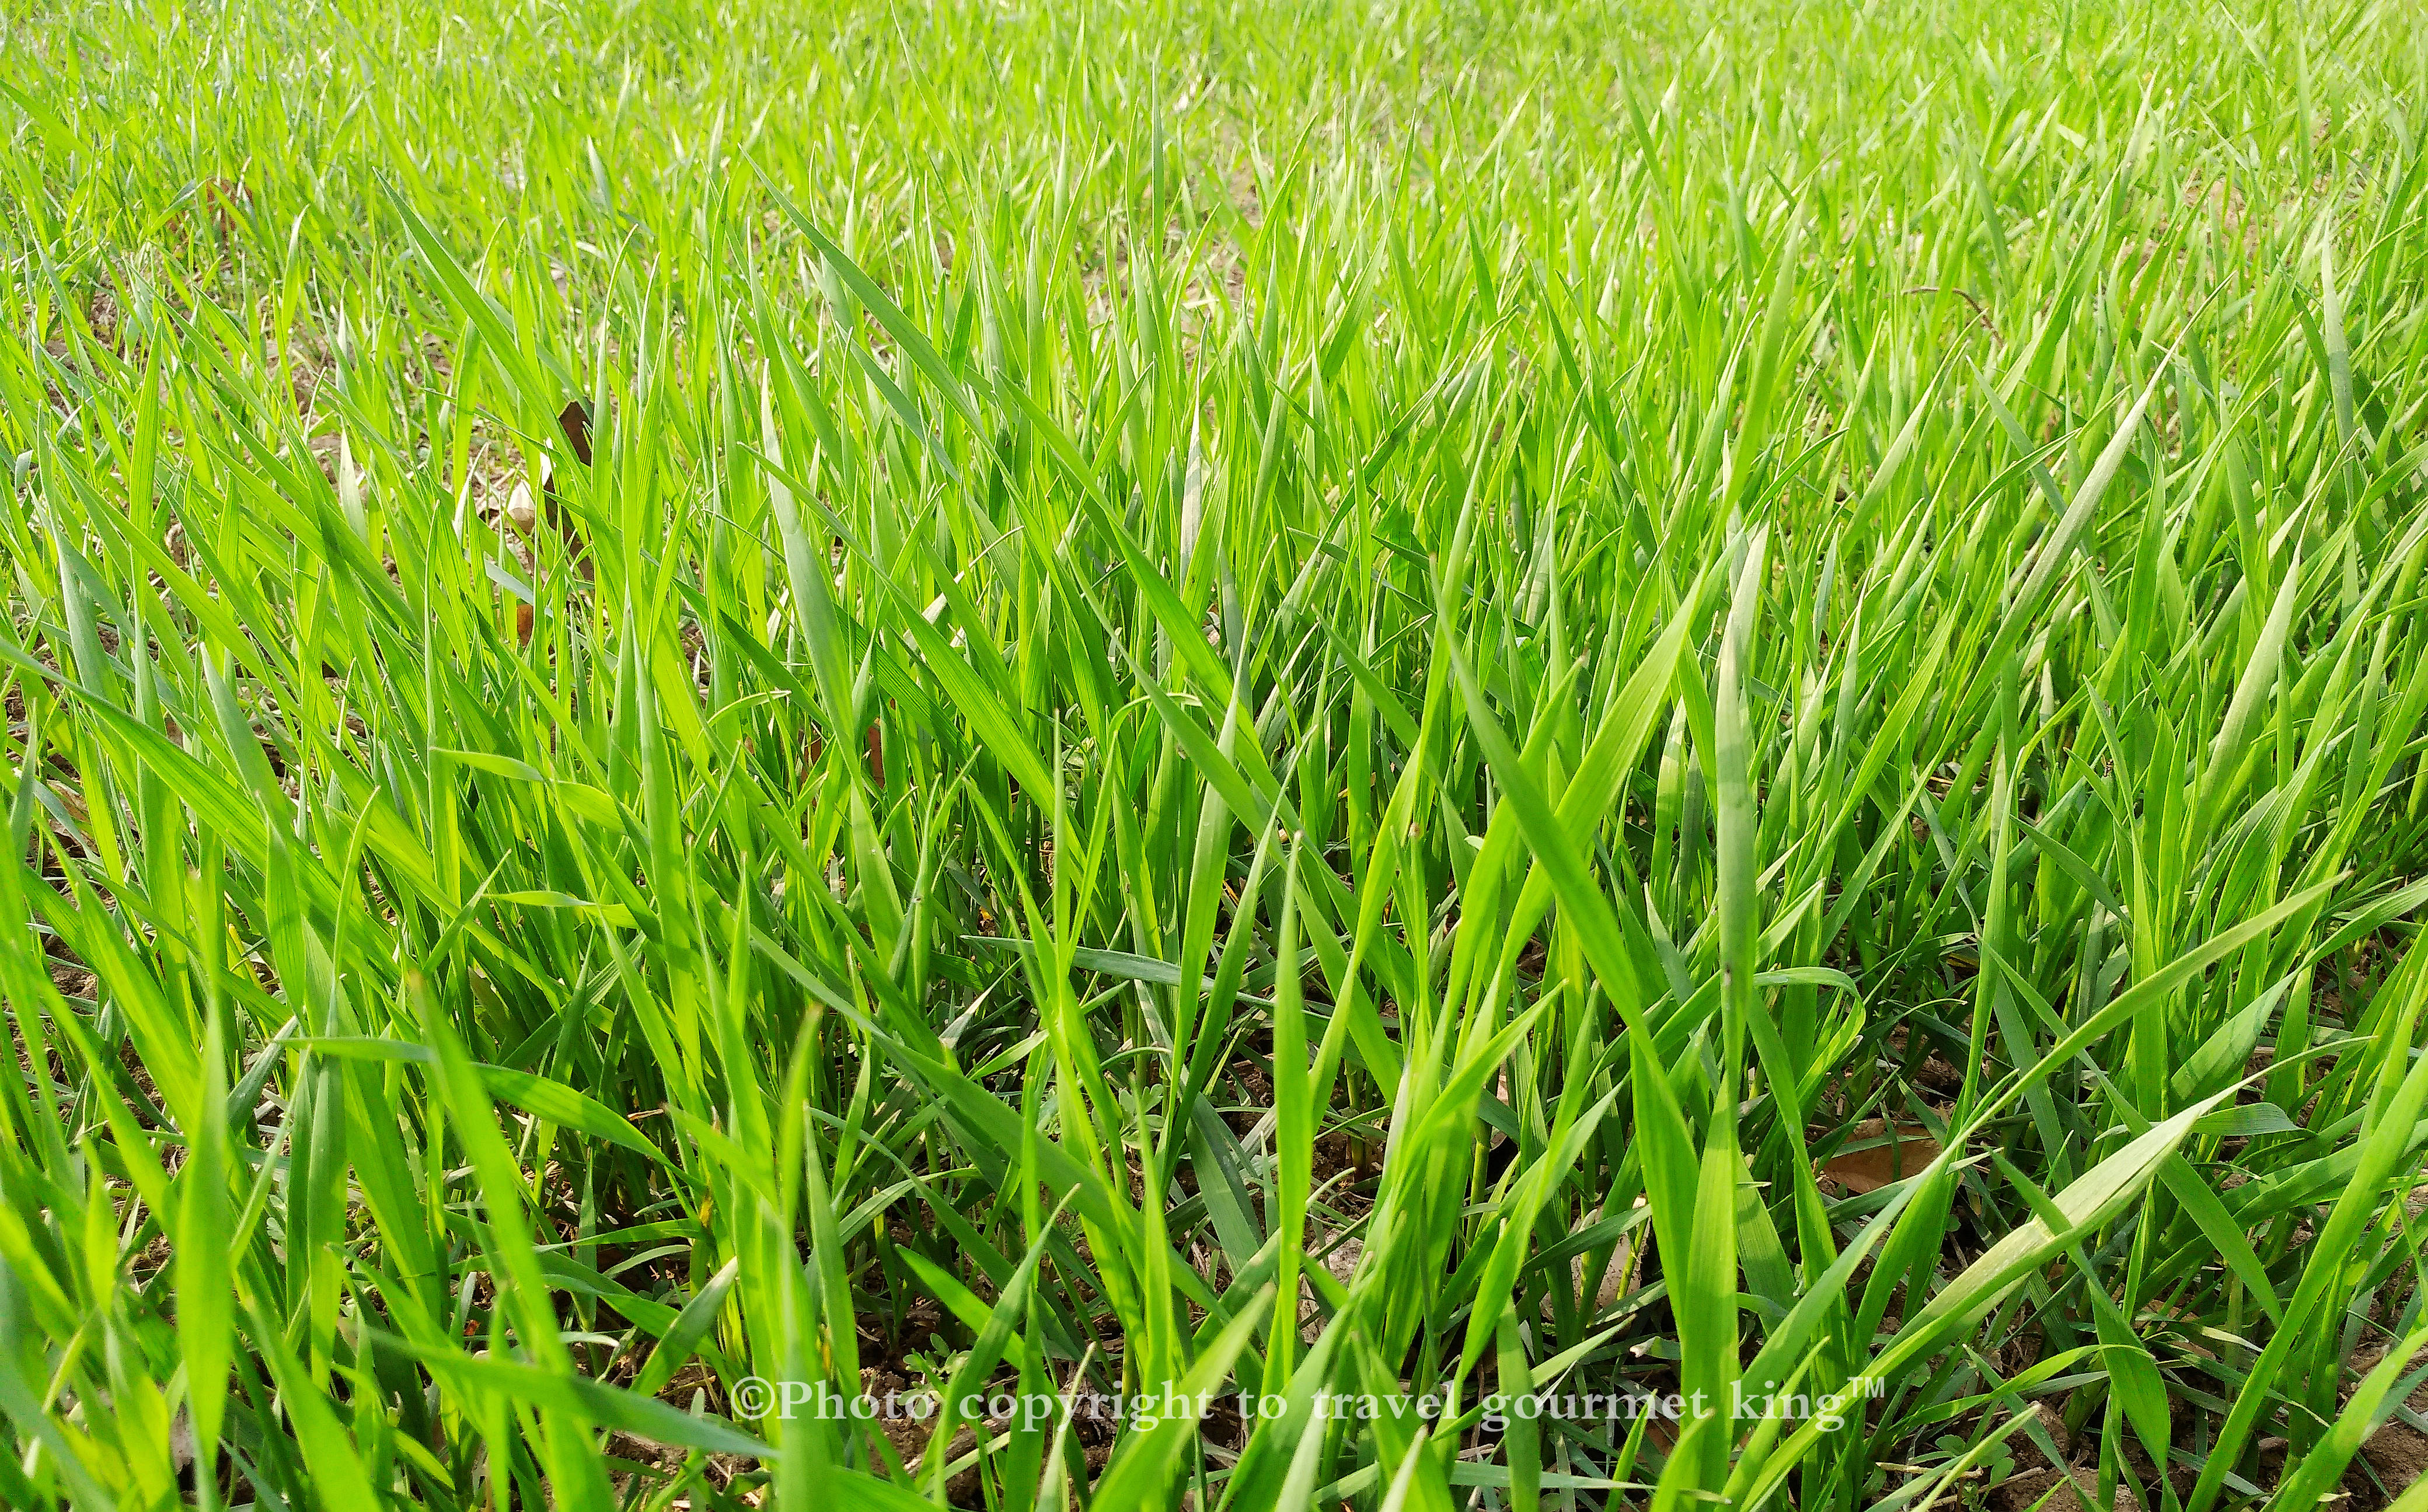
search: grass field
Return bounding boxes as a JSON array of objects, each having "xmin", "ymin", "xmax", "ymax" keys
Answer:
[{"xmin": 5, "ymin": 0, "xmax": 2428, "ymax": 1506}]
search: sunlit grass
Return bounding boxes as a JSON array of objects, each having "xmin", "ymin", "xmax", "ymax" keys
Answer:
[{"xmin": 5, "ymin": 0, "xmax": 2428, "ymax": 1508}]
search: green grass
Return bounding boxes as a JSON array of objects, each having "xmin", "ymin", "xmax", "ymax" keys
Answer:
[{"xmin": 4, "ymin": 0, "xmax": 2428, "ymax": 1507}]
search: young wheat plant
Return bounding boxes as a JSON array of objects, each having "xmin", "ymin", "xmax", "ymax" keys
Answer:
[{"xmin": 4, "ymin": 0, "xmax": 2428, "ymax": 1507}]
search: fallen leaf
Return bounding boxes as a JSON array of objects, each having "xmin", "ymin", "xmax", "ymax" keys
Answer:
[
  {"xmin": 557, "ymin": 399, "xmax": 594, "ymax": 466},
  {"xmin": 1818, "ymin": 1119, "xmax": 1942, "ymax": 1195}
]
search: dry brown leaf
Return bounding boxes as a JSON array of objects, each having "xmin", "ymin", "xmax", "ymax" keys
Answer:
[{"xmin": 1818, "ymin": 1119, "xmax": 1942, "ymax": 1195}]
